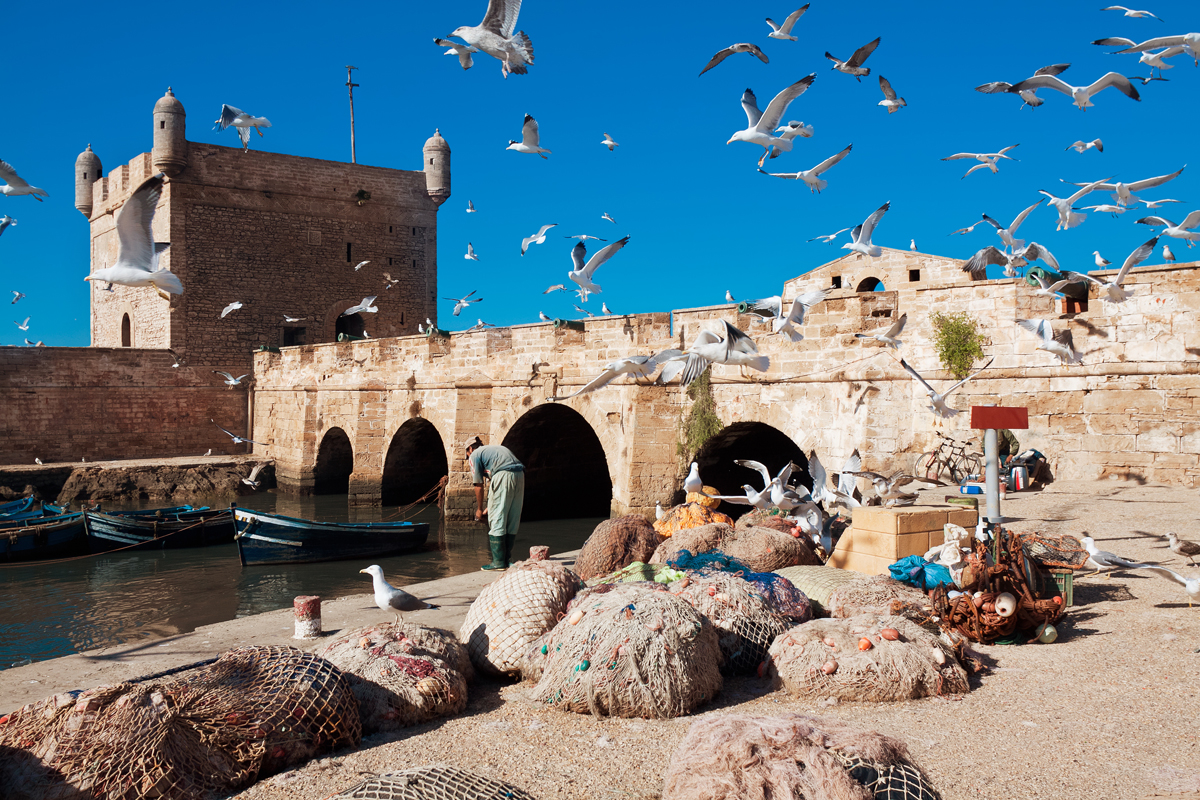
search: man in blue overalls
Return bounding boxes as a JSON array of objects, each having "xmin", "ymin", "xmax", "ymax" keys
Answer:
[{"xmin": 466, "ymin": 436, "xmax": 526, "ymax": 571}]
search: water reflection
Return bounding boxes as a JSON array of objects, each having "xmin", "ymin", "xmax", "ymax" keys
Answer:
[{"xmin": 0, "ymin": 492, "xmax": 603, "ymax": 669}]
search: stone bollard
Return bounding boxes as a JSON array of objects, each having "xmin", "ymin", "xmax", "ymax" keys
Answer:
[
  {"xmin": 529, "ymin": 546, "xmax": 549, "ymax": 562},
  {"xmin": 294, "ymin": 595, "xmax": 321, "ymax": 639}
]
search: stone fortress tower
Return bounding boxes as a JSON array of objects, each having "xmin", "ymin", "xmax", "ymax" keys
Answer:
[{"xmin": 75, "ymin": 88, "xmax": 451, "ymax": 374}]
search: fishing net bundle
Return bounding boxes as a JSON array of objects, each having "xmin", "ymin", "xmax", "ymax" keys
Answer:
[
  {"xmin": 653, "ymin": 502, "xmax": 735, "ymax": 538},
  {"xmin": 459, "ymin": 559, "xmax": 585, "ymax": 677},
  {"xmin": 773, "ymin": 565, "xmax": 863, "ymax": 616},
  {"xmin": 651, "ymin": 522, "xmax": 819, "ymax": 572},
  {"xmin": 521, "ymin": 583, "xmax": 723, "ymax": 718},
  {"xmin": 0, "ymin": 646, "xmax": 360, "ymax": 800},
  {"xmin": 662, "ymin": 713, "xmax": 943, "ymax": 800},
  {"xmin": 586, "ymin": 561, "xmax": 686, "ymax": 586},
  {"xmin": 666, "ymin": 551, "xmax": 812, "ymax": 623},
  {"xmin": 574, "ymin": 514, "xmax": 663, "ymax": 581},
  {"xmin": 1015, "ymin": 531, "xmax": 1090, "ymax": 570},
  {"xmin": 330, "ymin": 765, "xmax": 537, "ymax": 800},
  {"xmin": 827, "ymin": 575, "xmax": 935, "ymax": 623},
  {"xmin": 319, "ymin": 623, "xmax": 472, "ymax": 734},
  {"xmin": 735, "ymin": 509, "xmax": 795, "ymax": 534},
  {"xmin": 766, "ymin": 614, "xmax": 968, "ymax": 703}
]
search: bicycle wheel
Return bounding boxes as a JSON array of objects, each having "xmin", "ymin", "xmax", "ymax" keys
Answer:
[
  {"xmin": 914, "ymin": 451, "xmax": 944, "ymax": 482},
  {"xmin": 951, "ymin": 453, "xmax": 983, "ymax": 484}
]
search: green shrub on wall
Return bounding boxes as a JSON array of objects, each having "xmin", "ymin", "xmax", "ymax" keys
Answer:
[
  {"xmin": 930, "ymin": 311, "xmax": 989, "ymax": 379},
  {"xmin": 677, "ymin": 368, "xmax": 721, "ymax": 464}
]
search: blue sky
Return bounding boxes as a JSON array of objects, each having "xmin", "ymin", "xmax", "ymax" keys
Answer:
[{"xmin": 2, "ymin": 0, "xmax": 1197, "ymax": 345}]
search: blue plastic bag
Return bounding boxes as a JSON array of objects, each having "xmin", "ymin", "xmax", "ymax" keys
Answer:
[{"xmin": 889, "ymin": 555, "xmax": 955, "ymax": 591}]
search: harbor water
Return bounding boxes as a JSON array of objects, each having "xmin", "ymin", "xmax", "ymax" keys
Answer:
[{"xmin": 0, "ymin": 493, "xmax": 603, "ymax": 670}]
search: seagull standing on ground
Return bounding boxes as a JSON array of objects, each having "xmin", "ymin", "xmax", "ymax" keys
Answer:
[
  {"xmin": 758, "ymin": 144, "xmax": 853, "ymax": 193},
  {"xmin": 568, "ymin": 236, "xmax": 630, "ymax": 295},
  {"xmin": 538, "ymin": 311, "xmax": 551, "ymax": 322},
  {"xmin": 1133, "ymin": 566, "xmax": 1199, "ymax": 607},
  {"xmin": 1094, "ymin": 251, "xmax": 1111, "ymax": 267},
  {"xmin": 434, "ymin": 37, "xmax": 478, "ymax": 69},
  {"xmin": 725, "ymin": 290, "xmax": 737, "ymax": 303},
  {"xmin": 899, "ymin": 357, "xmax": 994, "ymax": 418},
  {"xmin": 698, "ymin": 43, "xmax": 769, "ymax": 76},
  {"xmin": 766, "ymin": 5, "xmax": 809, "ymax": 40},
  {"xmin": 684, "ymin": 462, "xmax": 704, "ymax": 494},
  {"xmin": 445, "ymin": 290, "xmax": 482, "ymax": 316},
  {"xmin": 825, "ymin": 37, "xmax": 881, "ymax": 81},
  {"xmin": 1067, "ymin": 138, "xmax": 1104, "ymax": 153},
  {"xmin": 842, "ymin": 201, "xmax": 890, "ymax": 258},
  {"xmin": 1081, "ymin": 536, "xmax": 1155, "ymax": 578},
  {"xmin": 84, "ymin": 174, "xmax": 183, "ymax": 296},
  {"xmin": 0, "ymin": 159, "xmax": 47, "ymax": 201},
  {"xmin": 506, "ymin": 114, "xmax": 551, "ymax": 158},
  {"xmin": 447, "ymin": 0, "xmax": 535, "ymax": 78},
  {"xmin": 855, "ymin": 312, "xmax": 906, "ymax": 348},
  {"xmin": 213, "ymin": 105, "xmax": 271, "ymax": 150},
  {"xmin": 1163, "ymin": 244, "xmax": 1176, "ymax": 262},
  {"xmin": 601, "ymin": 302, "xmax": 616, "ymax": 315},
  {"xmin": 1016, "ymin": 319, "xmax": 1081, "ymax": 365},
  {"xmin": 521, "ymin": 224, "xmax": 558, "ymax": 255},
  {"xmin": 1167, "ymin": 532, "xmax": 1200, "ymax": 566},
  {"xmin": 910, "ymin": 239, "xmax": 917, "ymax": 251},
  {"xmin": 601, "ymin": 133, "xmax": 619, "ymax": 151},
  {"xmin": 877, "ymin": 76, "xmax": 907, "ymax": 113},
  {"xmin": 728, "ymin": 75, "xmax": 818, "ymax": 167},
  {"xmin": 360, "ymin": 565, "xmax": 439, "ymax": 624}
]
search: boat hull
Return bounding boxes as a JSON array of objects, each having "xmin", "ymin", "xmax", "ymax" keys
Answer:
[
  {"xmin": 235, "ymin": 509, "xmax": 430, "ymax": 566},
  {"xmin": 0, "ymin": 514, "xmax": 87, "ymax": 562},
  {"xmin": 85, "ymin": 509, "xmax": 236, "ymax": 553}
]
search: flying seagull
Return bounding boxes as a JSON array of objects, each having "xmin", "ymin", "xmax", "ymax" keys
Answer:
[
  {"xmin": 699, "ymin": 43, "xmax": 769, "ymax": 76},
  {"xmin": 1069, "ymin": 166, "xmax": 1185, "ymax": 207},
  {"xmin": 220, "ymin": 301, "xmax": 243, "ymax": 318},
  {"xmin": 1030, "ymin": 272, "xmax": 1073, "ymax": 298},
  {"xmin": 981, "ymin": 199, "xmax": 1043, "ymax": 249},
  {"xmin": 876, "ymin": 75, "xmax": 907, "ymax": 113},
  {"xmin": 661, "ymin": 320, "xmax": 769, "ymax": 387},
  {"xmin": 506, "ymin": 114, "xmax": 551, "ymax": 158},
  {"xmin": 353, "ymin": 260, "xmax": 370, "ymax": 271},
  {"xmin": 1136, "ymin": 211, "xmax": 1200, "ymax": 243},
  {"xmin": 448, "ymin": 0, "xmax": 535, "ymax": 78},
  {"xmin": 573, "ymin": 303, "xmax": 595, "ymax": 318},
  {"xmin": 467, "ymin": 200, "xmax": 477, "ymax": 212},
  {"xmin": 14, "ymin": 316, "xmax": 29, "ymax": 331},
  {"xmin": 1101, "ymin": 5, "xmax": 1163, "ymax": 20},
  {"xmin": 847, "ymin": 470, "xmax": 929, "ymax": 507},
  {"xmin": 434, "ymin": 37, "xmax": 478, "ymax": 69},
  {"xmin": 1092, "ymin": 32, "xmax": 1200, "ymax": 63},
  {"xmin": 705, "ymin": 484, "xmax": 772, "ymax": 511},
  {"xmin": 10, "ymin": 291, "xmax": 24, "ymax": 304},
  {"xmin": 445, "ymin": 290, "xmax": 482, "ymax": 316},
  {"xmin": 940, "ymin": 144, "xmax": 1020, "ymax": 178},
  {"xmin": 975, "ymin": 63, "xmax": 1071, "ymax": 108},
  {"xmin": 1070, "ymin": 236, "xmax": 1159, "ymax": 302},
  {"xmin": 765, "ymin": 5, "xmax": 809, "ymax": 40},
  {"xmin": 242, "ymin": 462, "xmax": 271, "ymax": 489},
  {"xmin": 825, "ymin": 37, "xmax": 881, "ymax": 81},
  {"xmin": 899, "ymin": 357, "xmax": 994, "ymax": 418},
  {"xmin": 842, "ymin": 201, "xmax": 890, "ymax": 258},
  {"xmin": 948, "ymin": 221, "xmax": 983, "ymax": 236},
  {"xmin": 213, "ymin": 105, "xmax": 271, "ymax": 150},
  {"xmin": 0, "ymin": 215, "xmax": 16, "ymax": 237},
  {"xmin": 212, "ymin": 420, "xmax": 266, "ymax": 447},
  {"xmin": 601, "ymin": 133, "xmax": 619, "ymax": 151},
  {"xmin": 84, "ymin": 174, "xmax": 183, "ymax": 296},
  {"xmin": 1038, "ymin": 179, "xmax": 1111, "ymax": 230},
  {"xmin": 0, "ymin": 159, "xmax": 47, "ymax": 201},
  {"xmin": 1141, "ymin": 197, "xmax": 1183, "ymax": 209},
  {"xmin": 1133, "ymin": 565, "xmax": 1199, "ymax": 607},
  {"xmin": 568, "ymin": 236, "xmax": 630, "ymax": 295},
  {"xmin": 549, "ymin": 349, "xmax": 682, "ymax": 401},
  {"xmin": 214, "ymin": 370, "xmax": 250, "ymax": 386},
  {"xmin": 1081, "ymin": 536, "xmax": 1155, "ymax": 578},
  {"xmin": 772, "ymin": 289, "xmax": 830, "ymax": 342},
  {"xmin": 1066, "ymin": 138, "xmax": 1104, "ymax": 153},
  {"xmin": 342, "ymin": 296, "xmax": 379, "ymax": 316},
  {"xmin": 808, "ymin": 227, "xmax": 852, "ymax": 244},
  {"xmin": 521, "ymin": 223, "xmax": 558, "ymax": 255},
  {"xmin": 774, "ymin": 120, "xmax": 814, "ymax": 141},
  {"xmin": 543, "ymin": 284, "xmax": 567, "ymax": 294},
  {"xmin": 758, "ymin": 144, "xmax": 853, "ymax": 193},
  {"xmin": 1078, "ymin": 203, "xmax": 1127, "ymax": 218},
  {"xmin": 961, "ymin": 241, "xmax": 1060, "ymax": 280},
  {"xmin": 728, "ymin": 75, "xmax": 818, "ymax": 167},
  {"xmin": 1016, "ymin": 319, "xmax": 1081, "ymax": 365},
  {"xmin": 1009, "ymin": 71, "xmax": 1140, "ymax": 110},
  {"xmin": 563, "ymin": 234, "xmax": 606, "ymax": 242},
  {"xmin": 360, "ymin": 565, "xmax": 439, "ymax": 624},
  {"xmin": 855, "ymin": 312, "xmax": 906, "ymax": 348},
  {"xmin": 283, "ymin": 314, "xmax": 306, "ymax": 323},
  {"xmin": 464, "ymin": 242, "xmax": 479, "ymax": 260},
  {"xmin": 601, "ymin": 212, "xmax": 617, "ymax": 224},
  {"xmin": 382, "ymin": 273, "xmax": 399, "ymax": 290},
  {"xmin": 808, "ymin": 450, "xmax": 862, "ymax": 509}
]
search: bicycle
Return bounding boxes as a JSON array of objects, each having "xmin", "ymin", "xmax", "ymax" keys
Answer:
[{"xmin": 914, "ymin": 433, "xmax": 984, "ymax": 484}]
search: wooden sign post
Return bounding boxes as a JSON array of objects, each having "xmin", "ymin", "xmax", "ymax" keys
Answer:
[{"xmin": 970, "ymin": 406, "xmax": 1029, "ymax": 525}]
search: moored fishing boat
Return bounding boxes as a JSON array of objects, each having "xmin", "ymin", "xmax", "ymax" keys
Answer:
[
  {"xmin": 234, "ymin": 508, "xmax": 430, "ymax": 566},
  {"xmin": 0, "ymin": 512, "xmax": 87, "ymax": 561},
  {"xmin": 84, "ymin": 507, "xmax": 236, "ymax": 552}
]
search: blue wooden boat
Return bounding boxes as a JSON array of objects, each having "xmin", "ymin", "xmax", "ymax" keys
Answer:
[
  {"xmin": 0, "ymin": 512, "xmax": 87, "ymax": 561},
  {"xmin": 84, "ymin": 507, "xmax": 236, "ymax": 553},
  {"xmin": 234, "ymin": 508, "xmax": 430, "ymax": 566},
  {"xmin": 0, "ymin": 496, "xmax": 36, "ymax": 517},
  {"xmin": 0, "ymin": 502, "xmax": 70, "ymax": 528}
]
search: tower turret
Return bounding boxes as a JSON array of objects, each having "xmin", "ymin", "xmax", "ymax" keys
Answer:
[
  {"xmin": 152, "ymin": 87, "xmax": 188, "ymax": 176},
  {"xmin": 74, "ymin": 144, "xmax": 102, "ymax": 218},
  {"xmin": 423, "ymin": 129, "xmax": 451, "ymax": 206}
]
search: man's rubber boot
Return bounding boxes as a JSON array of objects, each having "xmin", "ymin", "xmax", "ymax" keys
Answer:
[
  {"xmin": 504, "ymin": 534, "xmax": 517, "ymax": 567},
  {"xmin": 481, "ymin": 536, "xmax": 507, "ymax": 572}
]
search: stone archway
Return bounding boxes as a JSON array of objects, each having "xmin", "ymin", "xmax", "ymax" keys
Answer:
[
  {"xmin": 382, "ymin": 418, "xmax": 448, "ymax": 505},
  {"xmin": 691, "ymin": 422, "xmax": 808, "ymax": 519},
  {"xmin": 501, "ymin": 404, "xmax": 611, "ymax": 521},
  {"xmin": 856, "ymin": 276, "xmax": 884, "ymax": 292},
  {"xmin": 314, "ymin": 427, "xmax": 354, "ymax": 494}
]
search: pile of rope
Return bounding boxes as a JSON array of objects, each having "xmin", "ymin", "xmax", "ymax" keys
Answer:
[
  {"xmin": 773, "ymin": 565, "xmax": 862, "ymax": 617},
  {"xmin": 521, "ymin": 583, "xmax": 723, "ymax": 718},
  {"xmin": 662, "ymin": 713, "xmax": 943, "ymax": 800},
  {"xmin": 651, "ymin": 522, "xmax": 819, "ymax": 572},
  {"xmin": 828, "ymin": 575, "xmax": 935, "ymax": 623},
  {"xmin": 1016, "ymin": 531, "xmax": 1090, "ymax": 570},
  {"xmin": 460, "ymin": 558, "xmax": 584, "ymax": 677},
  {"xmin": 320, "ymin": 623, "xmax": 472, "ymax": 734},
  {"xmin": 331, "ymin": 765, "xmax": 537, "ymax": 800},
  {"xmin": 0, "ymin": 646, "xmax": 360, "ymax": 800},
  {"xmin": 653, "ymin": 501, "xmax": 735, "ymax": 538},
  {"xmin": 575, "ymin": 514, "xmax": 663, "ymax": 581},
  {"xmin": 766, "ymin": 614, "xmax": 968, "ymax": 703}
]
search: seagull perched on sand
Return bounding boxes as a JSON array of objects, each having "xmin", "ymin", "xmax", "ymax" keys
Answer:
[
  {"xmin": 212, "ymin": 420, "xmax": 266, "ymax": 447},
  {"xmin": 84, "ymin": 174, "xmax": 183, "ymax": 296},
  {"xmin": 1010, "ymin": 70, "xmax": 1141, "ymax": 110},
  {"xmin": 434, "ymin": 37, "xmax": 479, "ymax": 69},
  {"xmin": 447, "ymin": 0, "xmax": 534, "ymax": 78},
  {"xmin": 549, "ymin": 349, "xmax": 682, "ymax": 401},
  {"xmin": 1167, "ymin": 532, "xmax": 1200, "ymax": 566},
  {"xmin": 10, "ymin": 291, "xmax": 24, "ymax": 304},
  {"xmin": 445, "ymin": 290, "xmax": 481, "ymax": 316},
  {"xmin": 568, "ymin": 236, "xmax": 630, "ymax": 295},
  {"xmin": 213, "ymin": 105, "xmax": 271, "ymax": 150},
  {"xmin": 1039, "ymin": 179, "xmax": 1111, "ymax": 230},
  {"xmin": 1071, "ymin": 236, "xmax": 1159, "ymax": 302},
  {"xmin": 1067, "ymin": 138, "xmax": 1104, "ymax": 153},
  {"xmin": 220, "ymin": 301, "xmax": 243, "ymax": 318},
  {"xmin": 1163, "ymin": 244, "xmax": 1176, "ymax": 262},
  {"xmin": 758, "ymin": 144, "xmax": 853, "ymax": 193},
  {"xmin": 975, "ymin": 63, "xmax": 1071, "ymax": 108},
  {"xmin": 876, "ymin": 75, "xmax": 907, "ymax": 113},
  {"xmin": 242, "ymin": 462, "xmax": 270, "ymax": 489},
  {"xmin": 855, "ymin": 312, "xmax": 906, "ymax": 348},
  {"xmin": 0, "ymin": 215, "xmax": 16, "ymax": 237},
  {"xmin": 506, "ymin": 114, "xmax": 550, "ymax": 158},
  {"xmin": 728, "ymin": 75, "xmax": 817, "ymax": 167},
  {"xmin": 521, "ymin": 224, "xmax": 557, "ymax": 255},
  {"xmin": 1081, "ymin": 536, "xmax": 1155, "ymax": 578},
  {"xmin": 900, "ymin": 357, "xmax": 994, "ymax": 418},
  {"xmin": 1101, "ymin": 5, "xmax": 1163, "ymax": 20},
  {"xmin": 766, "ymin": 5, "xmax": 809, "ymax": 40},
  {"xmin": 1136, "ymin": 211, "xmax": 1200, "ymax": 244},
  {"xmin": 601, "ymin": 133, "xmax": 619, "ymax": 151},
  {"xmin": 214, "ymin": 371, "xmax": 249, "ymax": 386},
  {"xmin": 360, "ymin": 565, "xmax": 439, "ymax": 624},
  {"xmin": 842, "ymin": 201, "xmax": 890, "ymax": 258},
  {"xmin": 1069, "ymin": 166, "xmax": 1185, "ymax": 207},
  {"xmin": 1016, "ymin": 319, "xmax": 1080, "ymax": 365},
  {"xmin": 661, "ymin": 320, "xmax": 769, "ymax": 387},
  {"xmin": 808, "ymin": 227, "xmax": 852, "ymax": 244},
  {"xmin": 698, "ymin": 43, "xmax": 769, "ymax": 76},
  {"xmin": 1134, "ymin": 565, "xmax": 1200, "ymax": 607},
  {"xmin": 0, "ymin": 159, "xmax": 47, "ymax": 201},
  {"xmin": 825, "ymin": 37, "xmax": 881, "ymax": 81},
  {"xmin": 941, "ymin": 145, "xmax": 1019, "ymax": 178},
  {"xmin": 771, "ymin": 289, "xmax": 830, "ymax": 342},
  {"xmin": 342, "ymin": 296, "xmax": 379, "ymax": 316},
  {"xmin": 464, "ymin": 242, "xmax": 479, "ymax": 260}
]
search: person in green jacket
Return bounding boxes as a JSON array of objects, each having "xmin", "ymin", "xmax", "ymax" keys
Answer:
[
  {"xmin": 978, "ymin": 429, "xmax": 1020, "ymax": 465},
  {"xmin": 466, "ymin": 436, "xmax": 526, "ymax": 571}
]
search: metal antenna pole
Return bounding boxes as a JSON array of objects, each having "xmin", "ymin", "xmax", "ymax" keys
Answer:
[{"xmin": 345, "ymin": 66, "xmax": 359, "ymax": 164}]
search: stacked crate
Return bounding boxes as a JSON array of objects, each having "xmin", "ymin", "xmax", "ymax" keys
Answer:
[{"xmin": 829, "ymin": 505, "xmax": 979, "ymax": 576}]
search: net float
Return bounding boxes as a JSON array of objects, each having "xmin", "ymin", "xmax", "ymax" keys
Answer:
[
  {"xmin": 822, "ymin": 659, "xmax": 839, "ymax": 675},
  {"xmin": 858, "ymin": 637, "xmax": 873, "ymax": 651},
  {"xmin": 994, "ymin": 592, "xmax": 1017, "ymax": 618},
  {"xmin": 880, "ymin": 628, "xmax": 900, "ymax": 641}
]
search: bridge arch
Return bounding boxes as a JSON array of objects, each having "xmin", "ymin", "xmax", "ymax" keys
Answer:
[
  {"xmin": 690, "ymin": 421, "xmax": 808, "ymax": 519},
  {"xmin": 501, "ymin": 403, "xmax": 611, "ymax": 520},
  {"xmin": 382, "ymin": 418, "xmax": 449, "ymax": 505},
  {"xmin": 314, "ymin": 426, "xmax": 354, "ymax": 494}
]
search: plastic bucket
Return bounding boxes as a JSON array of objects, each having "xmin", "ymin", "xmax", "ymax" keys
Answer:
[{"xmin": 1009, "ymin": 466, "xmax": 1029, "ymax": 491}]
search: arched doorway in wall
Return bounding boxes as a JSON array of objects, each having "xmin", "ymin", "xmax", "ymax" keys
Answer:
[
  {"xmin": 690, "ymin": 422, "xmax": 808, "ymax": 519},
  {"xmin": 314, "ymin": 427, "xmax": 354, "ymax": 494},
  {"xmin": 336, "ymin": 313, "xmax": 366, "ymax": 339},
  {"xmin": 501, "ymin": 404, "xmax": 611, "ymax": 520},
  {"xmin": 121, "ymin": 314, "xmax": 132, "ymax": 347},
  {"xmin": 856, "ymin": 276, "xmax": 884, "ymax": 292},
  {"xmin": 382, "ymin": 419, "xmax": 449, "ymax": 505}
]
